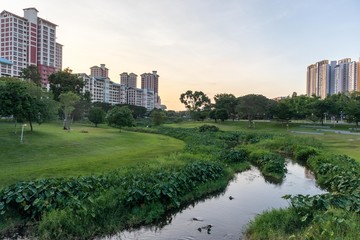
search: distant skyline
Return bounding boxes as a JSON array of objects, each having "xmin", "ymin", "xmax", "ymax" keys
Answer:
[{"xmin": 4, "ymin": 0, "xmax": 360, "ymax": 110}]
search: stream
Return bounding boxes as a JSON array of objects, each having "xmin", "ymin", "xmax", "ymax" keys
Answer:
[{"xmin": 101, "ymin": 160, "xmax": 326, "ymax": 240}]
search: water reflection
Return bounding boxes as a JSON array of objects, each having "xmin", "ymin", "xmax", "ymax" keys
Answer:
[{"xmin": 100, "ymin": 161, "xmax": 325, "ymax": 240}]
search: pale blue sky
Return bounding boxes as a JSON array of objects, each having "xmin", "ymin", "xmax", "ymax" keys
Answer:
[{"xmin": 4, "ymin": 0, "xmax": 360, "ymax": 110}]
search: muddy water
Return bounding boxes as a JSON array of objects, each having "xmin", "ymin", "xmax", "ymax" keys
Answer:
[{"xmin": 101, "ymin": 161, "xmax": 325, "ymax": 240}]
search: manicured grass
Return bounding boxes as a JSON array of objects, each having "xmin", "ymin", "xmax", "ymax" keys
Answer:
[
  {"xmin": 167, "ymin": 120, "xmax": 360, "ymax": 161},
  {"xmin": 0, "ymin": 122, "xmax": 185, "ymax": 189}
]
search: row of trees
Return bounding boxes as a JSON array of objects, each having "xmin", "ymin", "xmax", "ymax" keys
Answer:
[
  {"xmin": 0, "ymin": 67, "xmax": 142, "ymax": 131},
  {"xmin": 180, "ymin": 90, "xmax": 360, "ymax": 127}
]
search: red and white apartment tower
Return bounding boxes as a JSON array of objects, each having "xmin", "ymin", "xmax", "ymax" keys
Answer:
[{"xmin": 0, "ymin": 8, "xmax": 62, "ymax": 87}]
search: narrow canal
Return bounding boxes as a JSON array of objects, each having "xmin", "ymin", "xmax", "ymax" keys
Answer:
[{"xmin": 101, "ymin": 160, "xmax": 325, "ymax": 240}]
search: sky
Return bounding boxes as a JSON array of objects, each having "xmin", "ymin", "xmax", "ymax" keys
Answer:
[{"xmin": 4, "ymin": 0, "xmax": 360, "ymax": 110}]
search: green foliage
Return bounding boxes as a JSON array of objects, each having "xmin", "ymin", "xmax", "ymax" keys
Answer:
[
  {"xmin": 213, "ymin": 93, "xmax": 238, "ymax": 120},
  {"xmin": 20, "ymin": 65, "xmax": 41, "ymax": 86},
  {"xmin": 88, "ymin": 107, "xmax": 105, "ymax": 127},
  {"xmin": 117, "ymin": 104, "xmax": 147, "ymax": 118},
  {"xmin": 246, "ymin": 208, "xmax": 306, "ymax": 239},
  {"xmin": 150, "ymin": 109, "xmax": 166, "ymax": 126},
  {"xmin": 59, "ymin": 91, "xmax": 80, "ymax": 130},
  {"xmin": 198, "ymin": 124, "xmax": 219, "ymax": 132},
  {"xmin": 272, "ymin": 100, "xmax": 293, "ymax": 122},
  {"xmin": 294, "ymin": 146, "xmax": 318, "ymax": 162},
  {"xmin": 106, "ymin": 106, "xmax": 135, "ymax": 129},
  {"xmin": 300, "ymin": 209, "xmax": 360, "ymax": 240},
  {"xmin": 48, "ymin": 68, "xmax": 84, "ymax": 101},
  {"xmin": 179, "ymin": 90, "xmax": 211, "ymax": 112},
  {"xmin": 122, "ymin": 162, "xmax": 224, "ymax": 208},
  {"xmin": 237, "ymin": 94, "xmax": 273, "ymax": 127},
  {"xmin": 344, "ymin": 92, "xmax": 360, "ymax": 126},
  {"xmin": 72, "ymin": 91, "xmax": 92, "ymax": 122},
  {"xmin": 248, "ymin": 149, "xmax": 287, "ymax": 182},
  {"xmin": 34, "ymin": 162, "xmax": 224, "ymax": 239},
  {"xmin": 0, "ymin": 123, "xmax": 184, "ymax": 190},
  {"xmin": 219, "ymin": 149, "xmax": 249, "ymax": 163},
  {"xmin": 215, "ymin": 108, "xmax": 229, "ymax": 122},
  {"xmin": 0, "ymin": 175, "xmax": 109, "ymax": 219},
  {"xmin": 0, "ymin": 77, "xmax": 59, "ymax": 131}
]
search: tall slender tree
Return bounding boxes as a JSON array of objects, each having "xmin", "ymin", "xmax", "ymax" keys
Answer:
[{"xmin": 59, "ymin": 92, "xmax": 80, "ymax": 130}]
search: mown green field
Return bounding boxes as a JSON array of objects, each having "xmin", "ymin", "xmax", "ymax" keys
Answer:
[
  {"xmin": 0, "ymin": 122, "xmax": 185, "ymax": 189},
  {"xmin": 167, "ymin": 120, "xmax": 360, "ymax": 161}
]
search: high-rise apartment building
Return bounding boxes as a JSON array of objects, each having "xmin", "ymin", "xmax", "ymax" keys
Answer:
[
  {"xmin": 80, "ymin": 65, "xmax": 158, "ymax": 111},
  {"xmin": 55, "ymin": 43, "xmax": 63, "ymax": 70},
  {"xmin": 307, "ymin": 58, "xmax": 358, "ymax": 98},
  {"xmin": 120, "ymin": 72, "xmax": 137, "ymax": 88},
  {"xmin": 306, "ymin": 64, "xmax": 317, "ymax": 97},
  {"xmin": 90, "ymin": 64, "xmax": 108, "ymax": 78},
  {"xmin": 0, "ymin": 8, "xmax": 62, "ymax": 87},
  {"xmin": 358, "ymin": 58, "xmax": 360, "ymax": 91},
  {"xmin": 141, "ymin": 71, "xmax": 161, "ymax": 107}
]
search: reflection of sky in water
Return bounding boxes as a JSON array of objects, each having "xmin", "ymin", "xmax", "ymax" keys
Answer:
[{"xmin": 100, "ymin": 161, "xmax": 325, "ymax": 240}]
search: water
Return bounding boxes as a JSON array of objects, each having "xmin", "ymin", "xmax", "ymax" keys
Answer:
[{"xmin": 101, "ymin": 161, "xmax": 325, "ymax": 240}]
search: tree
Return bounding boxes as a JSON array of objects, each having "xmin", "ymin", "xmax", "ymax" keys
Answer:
[
  {"xmin": 0, "ymin": 77, "xmax": 58, "ymax": 132},
  {"xmin": 117, "ymin": 104, "xmax": 147, "ymax": 118},
  {"xmin": 59, "ymin": 92, "xmax": 80, "ymax": 130},
  {"xmin": 73, "ymin": 91, "xmax": 92, "ymax": 121},
  {"xmin": 215, "ymin": 108, "xmax": 229, "ymax": 122},
  {"xmin": 151, "ymin": 109, "xmax": 166, "ymax": 126},
  {"xmin": 88, "ymin": 107, "xmax": 105, "ymax": 127},
  {"xmin": 48, "ymin": 68, "xmax": 84, "ymax": 101},
  {"xmin": 326, "ymin": 93, "xmax": 349, "ymax": 121},
  {"xmin": 344, "ymin": 92, "xmax": 360, "ymax": 127},
  {"xmin": 92, "ymin": 101, "xmax": 113, "ymax": 113},
  {"xmin": 287, "ymin": 94, "xmax": 311, "ymax": 120},
  {"xmin": 209, "ymin": 109, "xmax": 218, "ymax": 122},
  {"xmin": 179, "ymin": 90, "xmax": 211, "ymax": 112},
  {"xmin": 214, "ymin": 93, "xmax": 238, "ymax": 120},
  {"xmin": 237, "ymin": 94, "xmax": 271, "ymax": 128},
  {"xmin": 308, "ymin": 97, "xmax": 333, "ymax": 125},
  {"xmin": 106, "ymin": 106, "xmax": 135, "ymax": 131},
  {"xmin": 20, "ymin": 65, "xmax": 41, "ymax": 86},
  {"xmin": 272, "ymin": 100, "xmax": 293, "ymax": 125}
]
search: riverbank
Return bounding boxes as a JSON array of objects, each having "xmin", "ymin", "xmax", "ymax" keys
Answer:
[
  {"xmin": 245, "ymin": 145, "xmax": 360, "ymax": 239},
  {"xmin": 1, "ymin": 122, "xmax": 359, "ymax": 239}
]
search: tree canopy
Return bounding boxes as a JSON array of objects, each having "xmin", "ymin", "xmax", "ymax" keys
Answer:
[
  {"xmin": 0, "ymin": 77, "xmax": 58, "ymax": 131},
  {"xmin": 214, "ymin": 93, "xmax": 238, "ymax": 120},
  {"xmin": 20, "ymin": 65, "xmax": 41, "ymax": 86},
  {"xmin": 179, "ymin": 90, "xmax": 211, "ymax": 112},
  {"xmin": 48, "ymin": 68, "xmax": 85, "ymax": 101},
  {"xmin": 106, "ymin": 106, "xmax": 135, "ymax": 130},
  {"xmin": 88, "ymin": 107, "xmax": 105, "ymax": 127},
  {"xmin": 237, "ymin": 94, "xmax": 271, "ymax": 127}
]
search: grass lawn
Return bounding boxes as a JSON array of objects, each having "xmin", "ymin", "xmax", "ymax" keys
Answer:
[
  {"xmin": 167, "ymin": 120, "xmax": 360, "ymax": 161},
  {"xmin": 0, "ymin": 122, "xmax": 185, "ymax": 189}
]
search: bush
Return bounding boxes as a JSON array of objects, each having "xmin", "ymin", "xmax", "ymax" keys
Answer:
[
  {"xmin": 248, "ymin": 149, "xmax": 286, "ymax": 182},
  {"xmin": 198, "ymin": 124, "xmax": 219, "ymax": 132},
  {"xmin": 294, "ymin": 146, "xmax": 318, "ymax": 162}
]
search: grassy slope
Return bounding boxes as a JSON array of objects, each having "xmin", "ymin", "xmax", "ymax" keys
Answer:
[
  {"xmin": 167, "ymin": 120, "xmax": 360, "ymax": 161},
  {"xmin": 0, "ymin": 122, "xmax": 185, "ymax": 189}
]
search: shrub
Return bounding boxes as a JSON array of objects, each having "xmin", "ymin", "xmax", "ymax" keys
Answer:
[
  {"xmin": 219, "ymin": 149, "xmax": 249, "ymax": 163},
  {"xmin": 198, "ymin": 124, "xmax": 219, "ymax": 132},
  {"xmin": 294, "ymin": 146, "xmax": 318, "ymax": 162}
]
